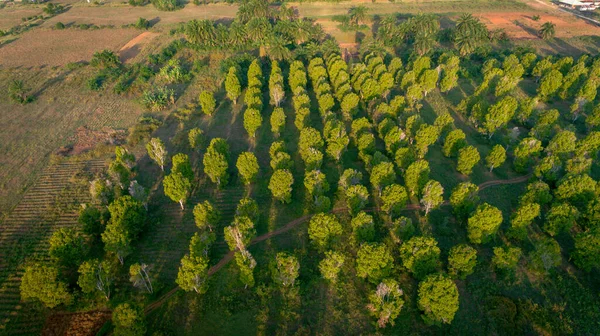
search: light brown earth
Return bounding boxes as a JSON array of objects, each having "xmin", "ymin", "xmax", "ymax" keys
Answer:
[{"xmin": 0, "ymin": 7, "xmax": 42, "ymax": 30}]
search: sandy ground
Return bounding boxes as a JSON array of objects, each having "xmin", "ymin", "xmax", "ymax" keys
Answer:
[
  {"xmin": 118, "ymin": 31, "xmax": 160, "ymax": 63},
  {"xmin": 0, "ymin": 28, "xmax": 139, "ymax": 67}
]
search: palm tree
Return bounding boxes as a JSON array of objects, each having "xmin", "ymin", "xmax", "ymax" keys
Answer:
[
  {"xmin": 185, "ymin": 20, "xmax": 215, "ymax": 46},
  {"xmin": 348, "ymin": 6, "xmax": 368, "ymax": 26},
  {"xmin": 454, "ymin": 13, "xmax": 488, "ymax": 56},
  {"xmin": 9, "ymin": 80, "xmax": 29, "ymax": 104},
  {"xmin": 246, "ymin": 17, "xmax": 270, "ymax": 44},
  {"xmin": 264, "ymin": 34, "xmax": 291, "ymax": 61},
  {"xmin": 539, "ymin": 21, "xmax": 556, "ymax": 40},
  {"xmin": 228, "ymin": 21, "xmax": 247, "ymax": 49}
]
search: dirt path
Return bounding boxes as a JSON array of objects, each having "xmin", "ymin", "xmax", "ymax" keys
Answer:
[{"xmin": 142, "ymin": 174, "xmax": 531, "ymax": 315}]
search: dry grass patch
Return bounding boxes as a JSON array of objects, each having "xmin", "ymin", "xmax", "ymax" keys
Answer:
[
  {"xmin": 0, "ymin": 7, "xmax": 43, "ymax": 30},
  {"xmin": 0, "ymin": 28, "xmax": 139, "ymax": 67},
  {"xmin": 42, "ymin": 3, "xmax": 238, "ymax": 28}
]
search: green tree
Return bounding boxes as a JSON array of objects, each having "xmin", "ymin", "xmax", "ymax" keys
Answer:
[
  {"xmin": 538, "ymin": 21, "xmax": 556, "ymax": 40},
  {"xmin": 49, "ymin": 228, "xmax": 87, "ymax": 267},
  {"xmin": 203, "ymin": 138, "xmax": 230, "ymax": 187},
  {"xmin": 308, "ymin": 213, "xmax": 343, "ymax": 250},
  {"xmin": 467, "ymin": 203, "xmax": 503, "ymax": 244},
  {"xmin": 545, "ymin": 130, "xmax": 576, "ymax": 155},
  {"xmin": 77, "ymin": 259, "xmax": 114, "ymax": 300},
  {"xmin": 356, "ymin": 243, "xmax": 394, "ymax": 284},
  {"xmin": 112, "ymin": 303, "xmax": 146, "ymax": 336},
  {"xmin": 199, "ymin": 91, "xmax": 216, "ymax": 116},
  {"xmin": 442, "ymin": 129, "xmax": 466, "ymax": 157},
  {"xmin": 513, "ymin": 137, "xmax": 543, "ymax": 172},
  {"xmin": 555, "ymin": 173, "xmax": 597, "ymax": 204},
  {"xmin": 107, "ymin": 196, "xmax": 146, "ymax": 238},
  {"xmin": 573, "ymin": 230, "xmax": 600, "ymax": 272},
  {"xmin": 483, "ymin": 96, "xmax": 518, "ymax": 138},
  {"xmin": 509, "ymin": 202, "xmax": 540, "ymax": 239},
  {"xmin": 270, "ymin": 107, "xmax": 286, "ymax": 137},
  {"xmin": 193, "ymin": 200, "xmax": 220, "ymax": 231},
  {"xmin": 417, "ymin": 273, "xmax": 459, "ymax": 325},
  {"xmin": 420, "ymin": 180, "xmax": 444, "ymax": 215},
  {"xmin": 129, "ymin": 263, "xmax": 153, "ymax": 293},
  {"xmin": 244, "ymin": 107, "xmax": 263, "ymax": 138},
  {"xmin": 419, "ymin": 69, "xmax": 439, "ymax": 96},
  {"xmin": 319, "ymin": 250, "xmax": 345, "ymax": 283},
  {"xmin": 163, "ymin": 172, "xmax": 192, "ymax": 209},
  {"xmin": 341, "ymin": 92, "xmax": 360, "ymax": 119},
  {"xmin": 188, "ymin": 127, "xmax": 205, "ymax": 151},
  {"xmin": 271, "ymin": 252, "xmax": 300, "ymax": 287},
  {"xmin": 78, "ymin": 206, "xmax": 105, "ymax": 239},
  {"xmin": 457, "ymin": 145, "xmax": 480, "ymax": 175},
  {"xmin": 236, "ymin": 152, "xmax": 259, "ymax": 185},
  {"xmin": 367, "ymin": 279, "xmax": 405, "ymax": 328},
  {"xmin": 381, "ymin": 184, "xmax": 408, "ymax": 218},
  {"xmin": 415, "ymin": 124, "xmax": 440, "ymax": 158},
  {"xmin": 449, "ymin": 182, "xmax": 479, "ymax": 219},
  {"xmin": 171, "ymin": 153, "xmax": 193, "ymax": 180},
  {"xmin": 405, "ymin": 160, "xmax": 430, "ymax": 196},
  {"xmin": 176, "ymin": 254, "xmax": 209, "ymax": 293},
  {"xmin": 351, "ymin": 211, "xmax": 376, "ymax": 243},
  {"xmin": 529, "ymin": 237, "xmax": 561, "ymax": 273},
  {"xmin": 269, "ymin": 169, "xmax": 294, "ymax": 203},
  {"xmin": 486, "ymin": 145, "xmax": 506, "ymax": 172},
  {"xmin": 304, "ymin": 169, "xmax": 329, "ymax": 198},
  {"xmin": 399, "ymin": 236, "xmax": 440, "ymax": 279},
  {"xmin": 492, "ymin": 246, "xmax": 522, "ymax": 271},
  {"xmin": 448, "ymin": 244, "xmax": 477, "ymax": 279},
  {"xmin": 544, "ymin": 203, "xmax": 578, "ymax": 236},
  {"xmin": 537, "ymin": 69, "xmax": 563, "ymax": 99},
  {"xmin": 370, "ymin": 162, "xmax": 396, "ymax": 195},
  {"xmin": 101, "ymin": 222, "xmax": 132, "ymax": 264},
  {"xmin": 20, "ymin": 263, "xmax": 72, "ymax": 308},
  {"xmin": 146, "ymin": 137, "xmax": 167, "ymax": 171},
  {"xmin": 225, "ymin": 67, "xmax": 241, "ymax": 104},
  {"xmin": 346, "ymin": 184, "xmax": 369, "ymax": 215}
]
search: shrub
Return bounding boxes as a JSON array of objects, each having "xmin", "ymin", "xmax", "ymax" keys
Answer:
[
  {"xmin": 54, "ymin": 22, "xmax": 65, "ymax": 30},
  {"xmin": 151, "ymin": 0, "xmax": 180, "ymax": 11},
  {"xmin": 141, "ymin": 87, "xmax": 175, "ymax": 111},
  {"xmin": 134, "ymin": 17, "xmax": 150, "ymax": 29}
]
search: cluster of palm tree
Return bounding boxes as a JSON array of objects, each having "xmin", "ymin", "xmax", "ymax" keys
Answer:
[
  {"xmin": 184, "ymin": 1, "xmax": 325, "ymax": 60},
  {"xmin": 374, "ymin": 14, "xmax": 439, "ymax": 56},
  {"xmin": 453, "ymin": 14, "xmax": 489, "ymax": 56}
]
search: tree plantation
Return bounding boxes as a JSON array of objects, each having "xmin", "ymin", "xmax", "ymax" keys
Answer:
[{"xmin": 4, "ymin": 0, "xmax": 600, "ymax": 335}]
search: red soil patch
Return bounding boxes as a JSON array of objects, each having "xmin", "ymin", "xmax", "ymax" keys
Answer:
[
  {"xmin": 479, "ymin": 11, "xmax": 600, "ymax": 39},
  {"xmin": 118, "ymin": 31, "xmax": 159, "ymax": 63},
  {"xmin": 42, "ymin": 310, "xmax": 111, "ymax": 336}
]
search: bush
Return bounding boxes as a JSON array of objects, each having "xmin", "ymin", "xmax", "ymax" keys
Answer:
[
  {"xmin": 87, "ymin": 74, "xmax": 105, "ymax": 91},
  {"xmin": 54, "ymin": 22, "xmax": 65, "ymax": 30},
  {"xmin": 151, "ymin": 0, "xmax": 180, "ymax": 11},
  {"xmin": 141, "ymin": 87, "xmax": 175, "ymax": 111},
  {"xmin": 129, "ymin": 0, "xmax": 149, "ymax": 6},
  {"xmin": 134, "ymin": 17, "xmax": 150, "ymax": 29}
]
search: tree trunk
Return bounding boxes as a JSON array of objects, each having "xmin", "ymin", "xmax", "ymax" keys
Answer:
[{"xmin": 179, "ymin": 199, "xmax": 184, "ymax": 210}]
